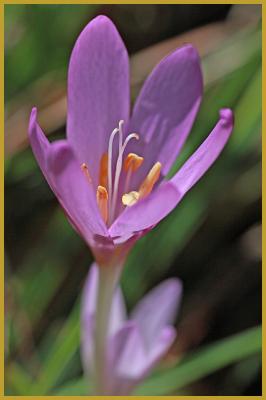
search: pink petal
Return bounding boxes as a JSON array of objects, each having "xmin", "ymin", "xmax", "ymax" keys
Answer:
[
  {"xmin": 131, "ymin": 278, "xmax": 182, "ymax": 347},
  {"xmin": 67, "ymin": 15, "xmax": 130, "ymax": 185},
  {"xmin": 109, "ymin": 323, "xmax": 176, "ymax": 395},
  {"xmin": 114, "ymin": 322, "xmax": 147, "ymax": 379},
  {"xmin": 126, "ymin": 44, "xmax": 203, "ymax": 189},
  {"xmin": 109, "ymin": 108, "xmax": 234, "ymax": 238},
  {"xmin": 29, "ymin": 108, "xmax": 109, "ymax": 247},
  {"xmin": 147, "ymin": 326, "xmax": 176, "ymax": 365},
  {"xmin": 107, "ymin": 322, "xmax": 143, "ymax": 395},
  {"xmin": 171, "ymin": 108, "xmax": 234, "ymax": 192}
]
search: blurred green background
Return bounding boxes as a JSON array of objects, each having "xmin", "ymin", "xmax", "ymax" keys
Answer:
[{"xmin": 4, "ymin": 4, "xmax": 262, "ymax": 396}]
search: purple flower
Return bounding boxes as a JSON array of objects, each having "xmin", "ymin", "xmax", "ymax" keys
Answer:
[
  {"xmin": 81, "ymin": 264, "xmax": 182, "ymax": 395},
  {"xmin": 29, "ymin": 15, "xmax": 233, "ymax": 266}
]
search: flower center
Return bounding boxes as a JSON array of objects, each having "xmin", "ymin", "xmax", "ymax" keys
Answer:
[{"xmin": 81, "ymin": 120, "xmax": 161, "ymax": 225}]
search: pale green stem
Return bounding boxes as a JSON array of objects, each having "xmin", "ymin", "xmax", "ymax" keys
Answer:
[{"xmin": 93, "ymin": 263, "xmax": 122, "ymax": 395}]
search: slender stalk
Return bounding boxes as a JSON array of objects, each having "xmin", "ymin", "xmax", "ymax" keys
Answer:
[{"xmin": 93, "ymin": 263, "xmax": 122, "ymax": 395}]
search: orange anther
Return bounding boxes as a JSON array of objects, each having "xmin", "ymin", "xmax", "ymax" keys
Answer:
[
  {"xmin": 81, "ymin": 163, "xmax": 92, "ymax": 184},
  {"xmin": 124, "ymin": 153, "xmax": 144, "ymax": 172},
  {"xmin": 99, "ymin": 153, "xmax": 108, "ymax": 188},
  {"xmin": 139, "ymin": 162, "xmax": 161, "ymax": 198},
  {"xmin": 96, "ymin": 186, "xmax": 108, "ymax": 224}
]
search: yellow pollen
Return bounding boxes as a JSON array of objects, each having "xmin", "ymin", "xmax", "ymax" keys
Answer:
[
  {"xmin": 139, "ymin": 161, "xmax": 162, "ymax": 198},
  {"xmin": 81, "ymin": 163, "xmax": 92, "ymax": 184},
  {"xmin": 122, "ymin": 191, "xmax": 140, "ymax": 207},
  {"xmin": 99, "ymin": 153, "xmax": 108, "ymax": 188},
  {"xmin": 124, "ymin": 153, "xmax": 144, "ymax": 172},
  {"xmin": 96, "ymin": 185, "xmax": 108, "ymax": 224}
]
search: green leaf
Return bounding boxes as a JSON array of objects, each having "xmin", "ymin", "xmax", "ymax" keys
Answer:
[
  {"xmin": 28, "ymin": 300, "xmax": 80, "ymax": 394},
  {"xmin": 135, "ymin": 326, "xmax": 261, "ymax": 395},
  {"xmin": 5, "ymin": 363, "xmax": 34, "ymax": 395},
  {"xmin": 229, "ymin": 66, "xmax": 261, "ymax": 152},
  {"xmin": 53, "ymin": 376, "xmax": 89, "ymax": 395}
]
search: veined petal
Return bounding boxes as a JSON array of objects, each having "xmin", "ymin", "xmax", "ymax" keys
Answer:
[
  {"xmin": 127, "ymin": 44, "xmax": 203, "ymax": 188},
  {"xmin": 131, "ymin": 278, "xmax": 182, "ymax": 348},
  {"xmin": 67, "ymin": 15, "xmax": 130, "ymax": 185},
  {"xmin": 109, "ymin": 109, "xmax": 233, "ymax": 237},
  {"xmin": 29, "ymin": 108, "xmax": 109, "ymax": 246}
]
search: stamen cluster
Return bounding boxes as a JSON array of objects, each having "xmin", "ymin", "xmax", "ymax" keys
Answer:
[{"xmin": 81, "ymin": 121, "xmax": 161, "ymax": 225}]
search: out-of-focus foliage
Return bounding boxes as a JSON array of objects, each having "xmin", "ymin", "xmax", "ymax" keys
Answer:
[
  {"xmin": 5, "ymin": 4, "xmax": 98, "ymax": 101},
  {"xmin": 5, "ymin": 4, "xmax": 261, "ymax": 396}
]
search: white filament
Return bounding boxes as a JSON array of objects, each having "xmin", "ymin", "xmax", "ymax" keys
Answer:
[
  {"xmin": 118, "ymin": 120, "xmax": 124, "ymax": 151},
  {"xmin": 107, "ymin": 125, "xmax": 120, "ymax": 216},
  {"xmin": 107, "ymin": 120, "xmax": 139, "ymax": 224},
  {"xmin": 110, "ymin": 133, "xmax": 139, "ymax": 222}
]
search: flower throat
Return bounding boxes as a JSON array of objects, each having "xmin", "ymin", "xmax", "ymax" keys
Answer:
[{"xmin": 81, "ymin": 121, "xmax": 161, "ymax": 226}]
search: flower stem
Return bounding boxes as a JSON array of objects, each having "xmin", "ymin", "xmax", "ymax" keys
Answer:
[{"xmin": 93, "ymin": 263, "xmax": 121, "ymax": 395}]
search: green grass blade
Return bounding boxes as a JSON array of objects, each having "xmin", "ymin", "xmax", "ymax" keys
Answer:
[
  {"xmin": 28, "ymin": 300, "xmax": 80, "ymax": 394},
  {"xmin": 53, "ymin": 376, "xmax": 89, "ymax": 395},
  {"xmin": 135, "ymin": 326, "xmax": 261, "ymax": 395},
  {"xmin": 5, "ymin": 363, "xmax": 34, "ymax": 395}
]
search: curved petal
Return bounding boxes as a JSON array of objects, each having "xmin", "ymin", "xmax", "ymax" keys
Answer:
[
  {"xmin": 29, "ymin": 108, "xmax": 109, "ymax": 246},
  {"xmin": 109, "ymin": 180, "xmax": 181, "ymax": 237},
  {"xmin": 28, "ymin": 107, "xmax": 54, "ymax": 188},
  {"xmin": 115, "ymin": 322, "xmax": 147, "ymax": 379},
  {"xmin": 107, "ymin": 322, "xmax": 143, "ymax": 395},
  {"xmin": 131, "ymin": 279, "xmax": 182, "ymax": 348},
  {"xmin": 127, "ymin": 44, "xmax": 203, "ymax": 188},
  {"xmin": 67, "ymin": 15, "xmax": 130, "ymax": 185},
  {"xmin": 147, "ymin": 326, "xmax": 176, "ymax": 366},
  {"xmin": 109, "ymin": 324, "xmax": 176, "ymax": 395},
  {"xmin": 109, "ymin": 108, "xmax": 233, "ymax": 238},
  {"xmin": 47, "ymin": 140, "xmax": 109, "ymax": 241},
  {"xmin": 171, "ymin": 108, "xmax": 234, "ymax": 192}
]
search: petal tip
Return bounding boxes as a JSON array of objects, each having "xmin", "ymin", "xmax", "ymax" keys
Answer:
[
  {"xmin": 183, "ymin": 43, "xmax": 199, "ymax": 57},
  {"xmin": 91, "ymin": 14, "xmax": 113, "ymax": 25},
  {"xmin": 30, "ymin": 106, "xmax": 37, "ymax": 118},
  {"xmin": 28, "ymin": 106, "xmax": 38, "ymax": 135},
  {"xmin": 84, "ymin": 14, "xmax": 117, "ymax": 35},
  {"xmin": 219, "ymin": 108, "xmax": 234, "ymax": 128},
  {"xmin": 165, "ymin": 278, "xmax": 183, "ymax": 296},
  {"xmin": 164, "ymin": 278, "xmax": 183, "ymax": 311},
  {"xmin": 176, "ymin": 43, "xmax": 200, "ymax": 67},
  {"xmin": 177, "ymin": 43, "xmax": 203, "ymax": 90},
  {"xmin": 175, "ymin": 278, "xmax": 183, "ymax": 296},
  {"xmin": 161, "ymin": 325, "xmax": 176, "ymax": 342},
  {"xmin": 71, "ymin": 15, "xmax": 116, "ymax": 54}
]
